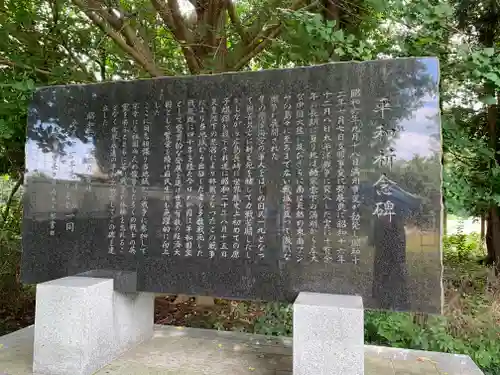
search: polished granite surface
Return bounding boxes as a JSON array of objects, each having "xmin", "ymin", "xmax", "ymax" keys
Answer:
[{"xmin": 23, "ymin": 58, "xmax": 443, "ymax": 313}]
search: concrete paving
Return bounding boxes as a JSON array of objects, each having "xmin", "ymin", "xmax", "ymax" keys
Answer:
[{"xmin": 0, "ymin": 325, "xmax": 484, "ymax": 375}]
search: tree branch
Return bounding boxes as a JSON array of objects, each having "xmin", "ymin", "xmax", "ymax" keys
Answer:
[
  {"xmin": 228, "ymin": 0, "xmax": 306, "ymax": 71},
  {"xmin": 88, "ymin": 0, "xmax": 159, "ymax": 69},
  {"xmin": 0, "ymin": 58, "xmax": 52, "ymax": 75},
  {"xmin": 205, "ymin": 0, "xmax": 226, "ymax": 48},
  {"xmin": 99, "ymin": 48, "xmax": 106, "ymax": 80},
  {"xmin": 47, "ymin": 33, "xmax": 95, "ymax": 81},
  {"xmin": 231, "ymin": 24, "xmax": 281, "ymax": 71},
  {"xmin": 226, "ymin": 0, "xmax": 248, "ymax": 43},
  {"xmin": 168, "ymin": 0, "xmax": 203, "ymax": 73},
  {"xmin": 1, "ymin": 174, "xmax": 23, "ymax": 229},
  {"xmin": 212, "ymin": 4, "xmax": 229, "ymax": 72},
  {"xmin": 151, "ymin": 0, "xmax": 201, "ymax": 74},
  {"xmin": 47, "ymin": 0, "xmax": 93, "ymax": 80},
  {"xmin": 71, "ymin": 0, "xmax": 164, "ymax": 77},
  {"xmin": 151, "ymin": 0, "xmax": 175, "ymax": 28},
  {"xmin": 245, "ymin": 0, "xmax": 286, "ymax": 42},
  {"xmin": 168, "ymin": 0, "xmax": 194, "ymax": 44},
  {"xmin": 322, "ymin": 0, "xmax": 340, "ymax": 24},
  {"xmin": 62, "ymin": 45, "xmax": 94, "ymax": 81}
]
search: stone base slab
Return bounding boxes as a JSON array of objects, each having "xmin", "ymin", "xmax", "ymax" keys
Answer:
[
  {"xmin": 32, "ymin": 276, "xmax": 154, "ymax": 375},
  {"xmin": 0, "ymin": 324, "xmax": 484, "ymax": 375},
  {"xmin": 293, "ymin": 292, "xmax": 364, "ymax": 375}
]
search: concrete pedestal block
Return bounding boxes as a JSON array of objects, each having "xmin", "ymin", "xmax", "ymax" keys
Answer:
[
  {"xmin": 293, "ymin": 292, "xmax": 364, "ymax": 375},
  {"xmin": 33, "ymin": 276, "xmax": 154, "ymax": 375}
]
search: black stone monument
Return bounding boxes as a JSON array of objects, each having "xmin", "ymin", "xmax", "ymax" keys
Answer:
[{"xmin": 22, "ymin": 57, "xmax": 443, "ymax": 313}]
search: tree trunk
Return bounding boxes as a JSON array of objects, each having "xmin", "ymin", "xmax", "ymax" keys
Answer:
[
  {"xmin": 480, "ymin": 213, "xmax": 485, "ymax": 244},
  {"xmin": 485, "ymin": 208, "xmax": 500, "ymax": 272},
  {"xmin": 323, "ymin": 0, "xmax": 340, "ymax": 60},
  {"xmin": 479, "ymin": 7, "xmax": 500, "ymax": 274},
  {"xmin": 485, "ymin": 93, "xmax": 500, "ymax": 273}
]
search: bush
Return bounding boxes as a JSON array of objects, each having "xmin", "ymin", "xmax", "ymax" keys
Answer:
[
  {"xmin": 365, "ymin": 310, "xmax": 500, "ymax": 374},
  {"xmin": 0, "ymin": 177, "xmax": 23, "ymax": 296},
  {"xmin": 252, "ymin": 302, "xmax": 293, "ymax": 336},
  {"xmin": 0, "ymin": 176, "xmax": 35, "ymax": 335},
  {"xmin": 444, "ymin": 232, "xmax": 485, "ymax": 262}
]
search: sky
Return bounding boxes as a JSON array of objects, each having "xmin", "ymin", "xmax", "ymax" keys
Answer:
[
  {"xmin": 392, "ymin": 102, "xmax": 440, "ymax": 161},
  {"xmin": 391, "ymin": 57, "xmax": 440, "ymax": 161}
]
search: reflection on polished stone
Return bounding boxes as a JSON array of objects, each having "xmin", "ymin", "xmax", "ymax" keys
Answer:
[{"xmin": 22, "ymin": 58, "xmax": 443, "ymax": 313}]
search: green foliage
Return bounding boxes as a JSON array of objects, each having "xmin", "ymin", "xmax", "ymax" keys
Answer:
[
  {"xmin": 465, "ymin": 47, "xmax": 500, "ymax": 103},
  {"xmin": 0, "ymin": 77, "xmax": 35, "ymax": 176},
  {"xmin": 0, "ymin": 178, "xmax": 22, "ymax": 282},
  {"xmin": 444, "ymin": 232, "xmax": 485, "ymax": 262},
  {"xmin": 257, "ymin": 0, "xmax": 396, "ymax": 69},
  {"xmin": 442, "ymin": 104, "xmax": 500, "ymax": 216},
  {"xmin": 390, "ymin": 0, "xmax": 500, "ymax": 232},
  {"xmin": 364, "ymin": 311, "xmax": 500, "ymax": 373},
  {"xmin": 0, "ymin": 176, "xmax": 34, "ymax": 335},
  {"xmin": 252, "ymin": 302, "xmax": 293, "ymax": 336},
  {"xmin": 278, "ymin": 10, "xmax": 373, "ymax": 64},
  {"xmin": 397, "ymin": 0, "xmax": 454, "ymax": 61},
  {"xmin": 365, "ymin": 311, "xmax": 449, "ymax": 350}
]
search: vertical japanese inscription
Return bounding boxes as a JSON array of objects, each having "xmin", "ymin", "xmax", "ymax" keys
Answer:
[
  {"xmin": 49, "ymin": 141, "xmax": 57, "ymax": 236},
  {"xmin": 232, "ymin": 98, "xmax": 242, "ymax": 259},
  {"xmin": 52, "ymin": 70, "xmax": 401, "ymax": 266},
  {"xmin": 68, "ymin": 119, "xmax": 79, "ymax": 232},
  {"xmin": 129, "ymin": 103, "xmax": 140, "ymax": 254},
  {"xmin": 270, "ymin": 95, "xmax": 280, "ymax": 163},
  {"xmin": 140, "ymin": 103, "xmax": 151, "ymax": 254},
  {"xmin": 108, "ymin": 105, "xmax": 119, "ymax": 254},
  {"xmin": 295, "ymin": 93, "xmax": 306, "ymax": 263},
  {"xmin": 308, "ymin": 92, "xmax": 320, "ymax": 263},
  {"xmin": 119, "ymin": 104, "xmax": 128, "ymax": 253},
  {"xmin": 322, "ymin": 92, "xmax": 333, "ymax": 263},
  {"xmin": 350, "ymin": 88, "xmax": 362, "ymax": 264},
  {"xmin": 256, "ymin": 95, "xmax": 267, "ymax": 259},
  {"xmin": 282, "ymin": 94, "xmax": 293, "ymax": 260},
  {"xmin": 244, "ymin": 97, "xmax": 254, "ymax": 259},
  {"xmin": 85, "ymin": 111, "xmax": 95, "ymax": 192},
  {"xmin": 336, "ymin": 92, "xmax": 347, "ymax": 264},
  {"xmin": 65, "ymin": 119, "xmax": 77, "ymax": 234},
  {"xmin": 372, "ymin": 96, "xmax": 396, "ymax": 222},
  {"xmin": 208, "ymin": 99, "xmax": 218, "ymax": 258},
  {"xmin": 185, "ymin": 100, "xmax": 196, "ymax": 257},
  {"xmin": 220, "ymin": 97, "xmax": 231, "ymax": 258},
  {"xmin": 173, "ymin": 101, "xmax": 184, "ymax": 256},
  {"xmin": 162, "ymin": 101, "xmax": 173, "ymax": 256},
  {"xmin": 196, "ymin": 100, "xmax": 207, "ymax": 257},
  {"xmin": 64, "ymin": 151, "xmax": 75, "ymax": 233},
  {"xmin": 270, "ymin": 95, "xmax": 282, "ymax": 260}
]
